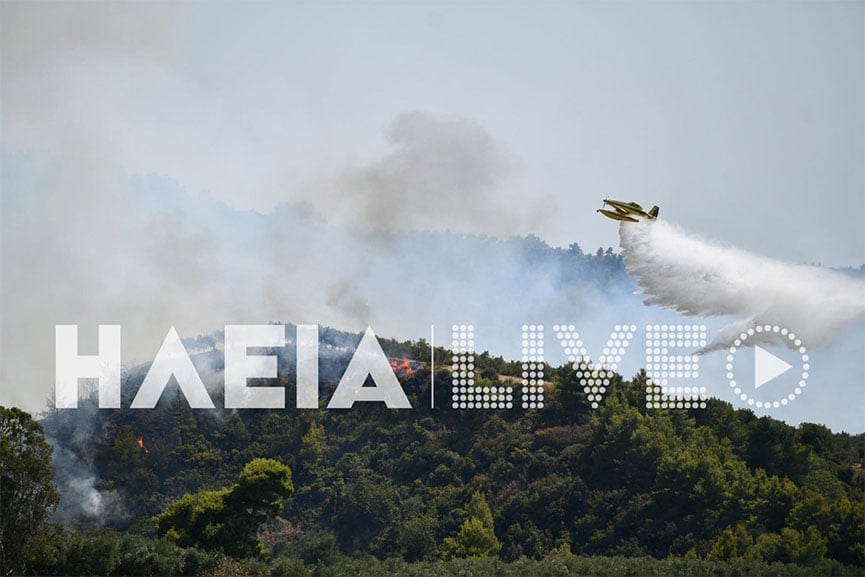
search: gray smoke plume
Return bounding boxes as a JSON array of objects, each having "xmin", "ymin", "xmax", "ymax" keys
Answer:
[
  {"xmin": 0, "ymin": 135, "xmax": 600, "ymax": 418},
  {"xmin": 46, "ymin": 400, "xmax": 126, "ymax": 527},
  {"xmin": 297, "ymin": 111, "xmax": 551, "ymax": 238},
  {"xmin": 326, "ymin": 282, "xmax": 372, "ymax": 325},
  {"xmin": 51, "ymin": 443, "xmax": 125, "ymax": 527},
  {"xmin": 619, "ymin": 219, "xmax": 865, "ymax": 352}
]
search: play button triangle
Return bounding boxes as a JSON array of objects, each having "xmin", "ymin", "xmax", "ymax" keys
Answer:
[{"xmin": 754, "ymin": 345, "xmax": 792, "ymax": 389}]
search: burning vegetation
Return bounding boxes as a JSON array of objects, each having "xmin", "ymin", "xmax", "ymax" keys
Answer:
[{"xmin": 389, "ymin": 357, "xmax": 422, "ymax": 378}]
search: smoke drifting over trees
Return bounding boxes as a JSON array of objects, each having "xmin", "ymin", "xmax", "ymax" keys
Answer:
[
  {"xmin": 2, "ymin": 132, "xmax": 863, "ymax": 431},
  {"xmin": 0, "ymin": 137, "xmax": 619, "ymax": 416}
]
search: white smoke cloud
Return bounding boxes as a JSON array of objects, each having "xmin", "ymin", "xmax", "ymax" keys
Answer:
[{"xmin": 619, "ymin": 219, "xmax": 865, "ymax": 352}]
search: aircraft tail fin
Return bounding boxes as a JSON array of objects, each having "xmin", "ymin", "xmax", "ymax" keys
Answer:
[{"xmin": 649, "ymin": 205, "xmax": 659, "ymax": 219}]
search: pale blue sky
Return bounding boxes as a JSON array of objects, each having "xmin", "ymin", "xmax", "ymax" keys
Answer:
[{"xmin": 3, "ymin": 1, "xmax": 863, "ymax": 264}]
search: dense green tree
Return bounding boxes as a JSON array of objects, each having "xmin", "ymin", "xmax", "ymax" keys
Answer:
[
  {"xmin": 443, "ymin": 517, "xmax": 502, "ymax": 559},
  {"xmin": 62, "ymin": 530, "xmax": 122, "ymax": 576},
  {"xmin": 394, "ymin": 513, "xmax": 439, "ymax": 561},
  {"xmin": 0, "ymin": 406, "xmax": 61, "ymax": 574},
  {"xmin": 333, "ymin": 468, "xmax": 400, "ymax": 551},
  {"xmin": 97, "ymin": 425, "xmax": 160, "ymax": 516},
  {"xmin": 707, "ymin": 524, "xmax": 752, "ymax": 560},
  {"xmin": 465, "ymin": 491, "xmax": 495, "ymax": 529},
  {"xmin": 443, "ymin": 492, "xmax": 502, "ymax": 559},
  {"xmin": 780, "ymin": 526, "xmax": 828, "ymax": 566},
  {"xmin": 796, "ymin": 423, "xmax": 834, "ymax": 456},
  {"xmin": 289, "ymin": 529, "xmax": 339, "ymax": 564},
  {"xmin": 153, "ymin": 458, "xmax": 293, "ymax": 556},
  {"xmin": 299, "ymin": 420, "xmax": 325, "ymax": 479}
]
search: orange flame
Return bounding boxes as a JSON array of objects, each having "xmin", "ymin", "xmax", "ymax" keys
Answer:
[
  {"xmin": 390, "ymin": 357, "xmax": 414, "ymax": 376},
  {"xmin": 137, "ymin": 435, "xmax": 150, "ymax": 454}
]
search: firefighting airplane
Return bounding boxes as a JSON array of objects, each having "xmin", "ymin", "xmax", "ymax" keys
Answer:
[{"xmin": 597, "ymin": 199, "xmax": 659, "ymax": 223}]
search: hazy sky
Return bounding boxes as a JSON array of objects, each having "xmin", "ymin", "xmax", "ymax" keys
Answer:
[
  {"xmin": 1, "ymin": 2, "xmax": 863, "ymax": 430},
  {"xmin": 3, "ymin": 1, "xmax": 862, "ymax": 265}
]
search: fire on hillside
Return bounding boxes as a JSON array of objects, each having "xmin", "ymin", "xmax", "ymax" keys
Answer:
[{"xmin": 389, "ymin": 357, "xmax": 424, "ymax": 378}]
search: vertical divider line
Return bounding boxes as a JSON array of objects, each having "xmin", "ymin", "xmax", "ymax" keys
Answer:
[{"xmin": 430, "ymin": 324, "xmax": 435, "ymax": 409}]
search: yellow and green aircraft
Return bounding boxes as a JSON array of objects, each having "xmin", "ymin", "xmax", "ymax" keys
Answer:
[{"xmin": 597, "ymin": 199, "xmax": 659, "ymax": 223}]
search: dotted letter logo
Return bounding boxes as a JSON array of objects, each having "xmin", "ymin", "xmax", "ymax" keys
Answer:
[
  {"xmin": 553, "ymin": 324, "xmax": 636, "ymax": 409},
  {"xmin": 451, "ymin": 324, "xmax": 512, "ymax": 409},
  {"xmin": 644, "ymin": 324, "xmax": 707, "ymax": 409},
  {"xmin": 521, "ymin": 324, "xmax": 544, "ymax": 409}
]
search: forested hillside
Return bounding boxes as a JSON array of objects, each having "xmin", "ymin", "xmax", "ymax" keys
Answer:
[{"xmin": 17, "ymin": 331, "xmax": 862, "ymax": 576}]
